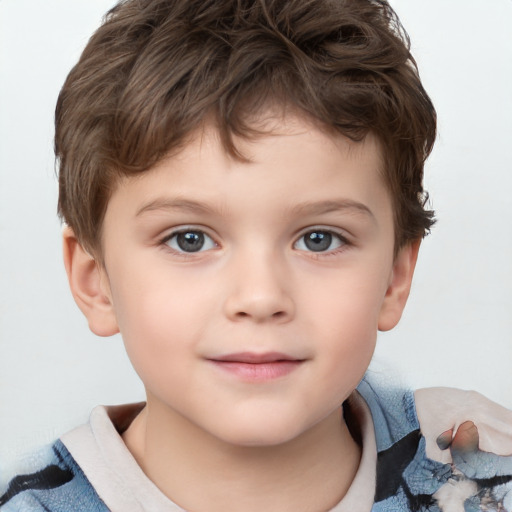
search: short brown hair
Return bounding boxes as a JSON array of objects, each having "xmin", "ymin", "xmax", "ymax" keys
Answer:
[{"xmin": 56, "ymin": 0, "xmax": 436, "ymax": 255}]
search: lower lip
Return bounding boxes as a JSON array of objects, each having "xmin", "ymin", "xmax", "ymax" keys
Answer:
[{"xmin": 209, "ymin": 360, "xmax": 303, "ymax": 381}]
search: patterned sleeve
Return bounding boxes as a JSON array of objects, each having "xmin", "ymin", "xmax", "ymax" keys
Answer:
[
  {"xmin": 415, "ymin": 387, "xmax": 512, "ymax": 511},
  {"xmin": 0, "ymin": 441, "xmax": 109, "ymax": 511}
]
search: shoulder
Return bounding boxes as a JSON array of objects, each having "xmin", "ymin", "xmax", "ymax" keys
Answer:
[
  {"xmin": 0, "ymin": 440, "xmax": 109, "ymax": 512},
  {"xmin": 414, "ymin": 387, "xmax": 512, "ymax": 511},
  {"xmin": 357, "ymin": 376, "xmax": 512, "ymax": 511},
  {"xmin": 414, "ymin": 386, "xmax": 512, "ymax": 464}
]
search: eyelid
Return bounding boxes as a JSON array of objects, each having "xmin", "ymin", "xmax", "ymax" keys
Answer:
[
  {"xmin": 294, "ymin": 226, "xmax": 349, "ymax": 241},
  {"xmin": 160, "ymin": 226, "xmax": 219, "ymax": 254},
  {"xmin": 293, "ymin": 227, "xmax": 350, "ymax": 253},
  {"xmin": 160, "ymin": 224, "xmax": 216, "ymax": 240}
]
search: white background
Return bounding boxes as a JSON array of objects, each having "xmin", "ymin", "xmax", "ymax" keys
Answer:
[{"xmin": 0, "ymin": 0, "xmax": 511, "ymax": 469}]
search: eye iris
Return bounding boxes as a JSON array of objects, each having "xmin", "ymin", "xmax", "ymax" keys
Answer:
[
  {"xmin": 305, "ymin": 231, "xmax": 332, "ymax": 252},
  {"xmin": 177, "ymin": 232, "xmax": 205, "ymax": 252}
]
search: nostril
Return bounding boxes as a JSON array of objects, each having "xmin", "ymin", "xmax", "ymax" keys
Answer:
[
  {"xmin": 225, "ymin": 292, "xmax": 294, "ymax": 323},
  {"xmin": 234, "ymin": 310, "xmax": 287, "ymax": 321}
]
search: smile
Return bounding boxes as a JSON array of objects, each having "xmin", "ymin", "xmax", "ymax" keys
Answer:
[{"xmin": 207, "ymin": 352, "xmax": 305, "ymax": 381}]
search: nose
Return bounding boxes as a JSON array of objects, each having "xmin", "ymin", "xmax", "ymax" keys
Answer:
[{"xmin": 223, "ymin": 249, "xmax": 295, "ymax": 324}]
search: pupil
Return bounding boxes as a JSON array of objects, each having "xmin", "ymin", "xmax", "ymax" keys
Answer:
[
  {"xmin": 305, "ymin": 231, "xmax": 331, "ymax": 252},
  {"xmin": 177, "ymin": 232, "xmax": 204, "ymax": 252}
]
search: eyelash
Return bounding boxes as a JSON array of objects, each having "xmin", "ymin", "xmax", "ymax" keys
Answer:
[
  {"xmin": 160, "ymin": 227, "xmax": 218, "ymax": 257},
  {"xmin": 159, "ymin": 227, "xmax": 351, "ymax": 257},
  {"xmin": 293, "ymin": 228, "xmax": 351, "ymax": 257}
]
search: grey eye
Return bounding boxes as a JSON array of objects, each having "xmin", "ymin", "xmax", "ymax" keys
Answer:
[
  {"xmin": 166, "ymin": 230, "xmax": 216, "ymax": 253},
  {"xmin": 295, "ymin": 230, "xmax": 344, "ymax": 252}
]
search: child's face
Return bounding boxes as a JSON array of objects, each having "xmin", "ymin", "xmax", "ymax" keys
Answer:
[{"xmin": 91, "ymin": 115, "xmax": 414, "ymax": 447}]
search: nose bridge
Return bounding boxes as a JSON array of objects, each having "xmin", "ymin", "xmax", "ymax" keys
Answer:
[{"xmin": 223, "ymin": 243, "xmax": 294, "ymax": 323}]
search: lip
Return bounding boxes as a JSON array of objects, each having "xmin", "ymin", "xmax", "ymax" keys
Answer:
[
  {"xmin": 207, "ymin": 352, "xmax": 305, "ymax": 381},
  {"xmin": 212, "ymin": 352, "xmax": 299, "ymax": 363}
]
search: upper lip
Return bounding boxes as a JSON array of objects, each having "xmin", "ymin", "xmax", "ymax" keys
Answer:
[{"xmin": 210, "ymin": 352, "xmax": 302, "ymax": 364}]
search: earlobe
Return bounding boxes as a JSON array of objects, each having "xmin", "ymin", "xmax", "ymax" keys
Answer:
[
  {"xmin": 62, "ymin": 227, "xmax": 119, "ymax": 337},
  {"xmin": 378, "ymin": 240, "xmax": 420, "ymax": 332}
]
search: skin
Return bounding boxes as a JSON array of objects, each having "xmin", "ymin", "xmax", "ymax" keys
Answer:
[{"xmin": 64, "ymin": 114, "xmax": 419, "ymax": 511}]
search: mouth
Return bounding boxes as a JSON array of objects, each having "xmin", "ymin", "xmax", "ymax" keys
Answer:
[{"xmin": 207, "ymin": 352, "xmax": 305, "ymax": 381}]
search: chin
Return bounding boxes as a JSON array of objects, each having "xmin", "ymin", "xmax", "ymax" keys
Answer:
[
  {"xmin": 219, "ymin": 430, "xmax": 298, "ymax": 448},
  {"xmin": 209, "ymin": 415, "xmax": 312, "ymax": 448}
]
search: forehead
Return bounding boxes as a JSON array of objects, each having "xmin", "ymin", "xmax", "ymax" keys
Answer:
[
  {"xmin": 130, "ymin": 114, "xmax": 383, "ymax": 184},
  {"xmin": 105, "ymin": 115, "xmax": 390, "ymax": 230}
]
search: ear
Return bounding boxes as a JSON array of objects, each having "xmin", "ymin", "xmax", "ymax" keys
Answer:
[
  {"xmin": 62, "ymin": 226, "xmax": 119, "ymax": 337},
  {"xmin": 378, "ymin": 240, "xmax": 420, "ymax": 332}
]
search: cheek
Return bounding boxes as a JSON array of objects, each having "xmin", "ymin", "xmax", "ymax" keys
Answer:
[
  {"xmin": 318, "ymin": 296, "xmax": 378, "ymax": 374},
  {"xmin": 302, "ymin": 267, "xmax": 388, "ymax": 377},
  {"xmin": 107, "ymin": 266, "xmax": 211, "ymax": 380},
  {"xmin": 116, "ymin": 297, "xmax": 198, "ymax": 402},
  {"xmin": 303, "ymin": 265, "xmax": 389, "ymax": 335},
  {"xmin": 111, "ymin": 255, "xmax": 209, "ymax": 330}
]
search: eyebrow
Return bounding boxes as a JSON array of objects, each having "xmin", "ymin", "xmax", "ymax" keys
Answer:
[
  {"xmin": 289, "ymin": 199, "xmax": 375, "ymax": 220},
  {"xmin": 136, "ymin": 197, "xmax": 375, "ymax": 220},
  {"xmin": 136, "ymin": 198, "xmax": 216, "ymax": 217}
]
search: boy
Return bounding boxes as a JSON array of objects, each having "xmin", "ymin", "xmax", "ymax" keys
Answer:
[{"xmin": 1, "ymin": 0, "xmax": 512, "ymax": 511}]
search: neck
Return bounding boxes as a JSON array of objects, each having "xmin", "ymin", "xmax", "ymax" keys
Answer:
[{"xmin": 123, "ymin": 398, "xmax": 361, "ymax": 512}]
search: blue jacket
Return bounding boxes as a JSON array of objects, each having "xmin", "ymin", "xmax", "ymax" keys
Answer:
[{"xmin": 2, "ymin": 377, "xmax": 511, "ymax": 511}]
